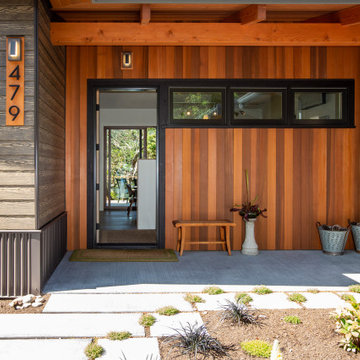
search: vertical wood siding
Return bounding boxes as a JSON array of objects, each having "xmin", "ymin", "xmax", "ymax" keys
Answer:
[
  {"xmin": 66, "ymin": 46, "xmax": 360, "ymax": 250},
  {"xmin": 0, "ymin": 0, "xmax": 36, "ymax": 229},
  {"xmin": 37, "ymin": 0, "xmax": 66, "ymax": 228}
]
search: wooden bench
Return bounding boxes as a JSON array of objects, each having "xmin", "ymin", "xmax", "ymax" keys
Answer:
[{"xmin": 172, "ymin": 220, "xmax": 236, "ymax": 256}]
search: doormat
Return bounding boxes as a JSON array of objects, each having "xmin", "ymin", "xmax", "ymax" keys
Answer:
[{"xmin": 69, "ymin": 249, "xmax": 178, "ymax": 262}]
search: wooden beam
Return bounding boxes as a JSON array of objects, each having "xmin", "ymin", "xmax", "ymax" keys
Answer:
[
  {"xmin": 50, "ymin": 22, "xmax": 360, "ymax": 47},
  {"xmin": 305, "ymin": 5, "xmax": 360, "ymax": 26},
  {"xmin": 140, "ymin": 4, "xmax": 151, "ymax": 25},
  {"xmin": 223, "ymin": 5, "xmax": 266, "ymax": 25}
]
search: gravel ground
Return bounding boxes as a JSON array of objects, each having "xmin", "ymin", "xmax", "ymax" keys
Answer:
[
  {"xmin": 0, "ymin": 294, "xmax": 50, "ymax": 314},
  {"xmin": 160, "ymin": 308, "xmax": 359, "ymax": 359}
]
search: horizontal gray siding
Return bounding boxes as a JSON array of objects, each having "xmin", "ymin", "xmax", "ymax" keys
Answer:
[
  {"xmin": 37, "ymin": 0, "xmax": 66, "ymax": 228},
  {"xmin": 0, "ymin": 0, "xmax": 35, "ymax": 230}
]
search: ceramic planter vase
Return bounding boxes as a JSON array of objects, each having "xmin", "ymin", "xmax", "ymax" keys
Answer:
[{"xmin": 242, "ymin": 218, "xmax": 259, "ymax": 255}]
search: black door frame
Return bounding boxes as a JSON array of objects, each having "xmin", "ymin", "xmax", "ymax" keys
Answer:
[{"xmin": 87, "ymin": 79, "xmax": 167, "ymax": 249}]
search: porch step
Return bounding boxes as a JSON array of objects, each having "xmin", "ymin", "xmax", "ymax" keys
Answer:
[
  {"xmin": 0, "ymin": 313, "xmax": 144, "ymax": 338},
  {"xmin": 43, "ymin": 293, "xmax": 193, "ymax": 313}
]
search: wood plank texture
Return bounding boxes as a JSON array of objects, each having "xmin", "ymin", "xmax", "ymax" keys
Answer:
[
  {"xmin": 51, "ymin": 22, "xmax": 360, "ymax": 47},
  {"xmin": 66, "ymin": 45, "xmax": 360, "ymax": 250},
  {"xmin": 37, "ymin": 0, "xmax": 66, "ymax": 229},
  {"xmin": 0, "ymin": 2, "xmax": 36, "ymax": 230}
]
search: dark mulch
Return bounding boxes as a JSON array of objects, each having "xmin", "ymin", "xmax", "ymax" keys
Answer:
[
  {"xmin": 160, "ymin": 309, "xmax": 359, "ymax": 359},
  {"xmin": 0, "ymin": 294, "xmax": 50, "ymax": 314}
]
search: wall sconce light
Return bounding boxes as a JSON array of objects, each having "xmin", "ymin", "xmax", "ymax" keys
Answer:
[
  {"xmin": 121, "ymin": 51, "xmax": 133, "ymax": 70},
  {"xmin": 7, "ymin": 38, "xmax": 21, "ymax": 61}
]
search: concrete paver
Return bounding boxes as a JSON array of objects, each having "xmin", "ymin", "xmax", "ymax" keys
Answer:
[
  {"xmin": 251, "ymin": 293, "xmax": 301, "ymax": 309},
  {"xmin": 194, "ymin": 293, "xmax": 237, "ymax": 311},
  {"xmin": 151, "ymin": 312, "xmax": 204, "ymax": 337},
  {"xmin": 0, "ymin": 339, "xmax": 89, "ymax": 360},
  {"xmin": 44, "ymin": 293, "xmax": 193, "ymax": 313},
  {"xmin": 0, "ymin": 314, "xmax": 144, "ymax": 338},
  {"xmin": 300, "ymin": 292, "xmax": 346, "ymax": 309},
  {"xmin": 98, "ymin": 338, "xmax": 160, "ymax": 360}
]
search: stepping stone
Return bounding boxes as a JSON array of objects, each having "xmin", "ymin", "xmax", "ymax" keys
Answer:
[
  {"xmin": 151, "ymin": 312, "xmax": 204, "ymax": 337},
  {"xmin": 251, "ymin": 293, "xmax": 301, "ymax": 309},
  {"xmin": 44, "ymin": 293, "xmax": 193, "ymax": 313},
  {"xmin": 300, "ymin": 292, "xmax": 346, "ymax": 309},
  {"xmin": 98, "ymin": 338, "xmax": 160, "ymax": 360},
  {"xmin": 0, "ymin": 339, "xmax": 89, "ymax": 360},
  {"xmin": 195, "ymin": 293, "xmax": 237, "ymax": 311},
  {"xmin": 0, "ymin": 314, "xmax": 144, "ymax": 338}
]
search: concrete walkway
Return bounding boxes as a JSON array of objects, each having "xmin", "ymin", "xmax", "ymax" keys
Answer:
[{"xmin": 1, "ymin": 250, "xmax": 360, "ymax": 359}]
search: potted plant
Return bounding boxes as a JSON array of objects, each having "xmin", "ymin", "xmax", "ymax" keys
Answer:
[
  {"xmin": 230, "ymin": 170, "xmax": 267, "ymax": 255},
  {"xmin": 349, "ymin": 220, "xmax": 360, "ymax": 253},
  {"xmin": 316, "ymin": 222, "xmax": 350, "ymax": 255}
]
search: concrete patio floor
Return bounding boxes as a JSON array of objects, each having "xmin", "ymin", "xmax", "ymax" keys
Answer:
[{"xmin": 43, "ymin": 250, "xmax": 360, "ymax": 293}]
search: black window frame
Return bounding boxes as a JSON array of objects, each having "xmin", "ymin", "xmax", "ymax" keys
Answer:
[
  {"xmin": 289, "ymin": 87, "xmax": 350, "ymax": 127},
  {"xmin": 169, "ymin": 87, "xmax": 226, "ymax": 126},
  {"xmin": 230, "ymin": 87, "xmax": 287, "ymax": 127}
]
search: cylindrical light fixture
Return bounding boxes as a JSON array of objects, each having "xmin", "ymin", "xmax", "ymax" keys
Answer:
[{"xmin": 7, "ymin": 38, "xmax": 21, "ymax": 61}]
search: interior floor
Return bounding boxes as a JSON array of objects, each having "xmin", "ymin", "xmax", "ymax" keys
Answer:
[{"xmin": 98, "ymin": 210, "xmax": 156, "ymax": 244}]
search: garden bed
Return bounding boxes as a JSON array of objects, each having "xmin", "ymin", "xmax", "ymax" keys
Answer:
[
  {"xmin": 160, "ymin": 308, "xmax": 358, "ymax": 359},
  {"xmin": 0, "ymin": 294, "xmax": 50, "ymax": 314}
]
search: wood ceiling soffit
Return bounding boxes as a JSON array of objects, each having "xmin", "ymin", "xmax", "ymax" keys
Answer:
[
  {"xmin": 223, "ymin": 4, "xmax": 266, "ymax": 24},
  {"xmin": 305, "ymin": 5, "xmax": 360, "ymax": 26},
  {"xmin": 140, "ymin": 4, "xmax": 151, "ymax": 25},
  {"xmin": 50, "ymin": 22, "xmax": 360, "ymax": 46}
]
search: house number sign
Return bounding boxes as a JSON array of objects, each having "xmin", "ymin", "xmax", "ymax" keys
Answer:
[{"xmin": 6, "ymin": 37, "xmax": 24, "ymax": 126}]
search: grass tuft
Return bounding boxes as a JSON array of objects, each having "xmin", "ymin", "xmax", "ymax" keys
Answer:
[
  {"xmin": 288, "ymin": 293, "xmax": 307, "ymax": 303},
  {"xmin": 202, "ymin": 286, "xmax": 224, "ymax": 295},
  {"xmin": 283, "ymin": 315, "xmax": 301, "ymax": 324},
  {"xmin": 240, "ymin": 340, "xmax": 272, "ymax": 358},
  {"xmin": 184, "ymin": 293, "xmax": 205, "ymax": 304},
  {"xmin": 157, "ymin": 306, "xmax": 180, "ymax": 316},
  {"xmin": 341, "ymin": 294, "xmax": 357, "ymax": 303},
  {"xmin": 219, "ymin": 299, "xmax": 264, "ymax": 326},
  {"xmin": 139, "ymin": 314, "xmax": 156, "ymax": 327},
  {"xmin": 253, "ymin": 285, "xmax": 273, "ymax": 295},
  {"xmin": 84, "ymin": 338, "xmax": 104, "ymax": 359},
  {"xmin": 235, "ymin": 293, "xmax": 253, "ymax": 305},
  {"xmin": 307, "ymin": 288, "xmax": 320, "ymax": 294},
  {"xmin": 107, "ymin": 331, "xmax": 132, "ymax": 341},
  {"xmin": 349, "ymin": 285, "xmax": 360, "ymax": 293},
  {"xmin": 164, "ymin": 322, "xmax": 234, "ymax": 359}
]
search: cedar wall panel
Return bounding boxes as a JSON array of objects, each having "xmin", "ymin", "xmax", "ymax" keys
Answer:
[
  {"xmin": 37, "ymin": 0, "xmax": 66, "ymax": 228},
  {"xmin": 0, "ymin": 0, "xmax": 36, "ymax": 229},
  {"xmin": 66, "ymin": 46, "xmax": 360, "ymax": 250}
]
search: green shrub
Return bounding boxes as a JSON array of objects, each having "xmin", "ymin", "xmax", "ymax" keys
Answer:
[
  {"xmin": 253, "ymin": 286, "xmax": 273, "ymax": 295},
  {"xmin": 307, "ymin": 288, "xmax": 320, "ymax": 294},
  {"xmin": 235, "ymin": 293, "xmax": 253, "ymax": 305},
  {"xmin": 332, "ymin": 301, "xmax": 360, "ymax": 353},
  {"xmin": 157, "ymin": 306, "xmax": 180, "ymax": 316},
  {"xmin": 184, "ymin": 294, "xmax": 205, "ymax": 304},
  {"xmin": 139, "ymin": 314, "xmax": 156, "ymax": 327},
  {"xmin": 341, "ymin": 294, "xmax": 357, "ymax": 303},
  {"xmin": 107, "ymin": 331, "xmax": 132, "ymax": 341},
  {"xmin": 349, "ymin": 285, "xmax": 360, "ymax": 293},
  {"xmin": 240, "ymin": 340, "xmax": 272, "ymax": 358},
  {"xmin": 288, "ymin": 293, "xmax": 307, "ymax": 303},
  {"xmin": 202, "ymin": 286, "xmax": 224, "ymax": 295},
  {"xmin": 283, "ymin": 315, "xmax": 301, "ymax": 324},
  {"xmin": 84, "ymin": 338, "xmax": 104, "ymax": 359}
]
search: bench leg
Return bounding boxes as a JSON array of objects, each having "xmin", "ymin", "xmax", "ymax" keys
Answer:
[
  {"xmin": 176, "ymin": 227, "xmax": 182, "ymax": 252},
  {"xmin": 220, "ymin": 226, "xmax": 226, "ymax": 251},
  {"xmin": 180, "ymin": 227, "xmax": 186, "ymax": 256},
  {"xmin": 225, "ymin": 226, "xmax": 231, "ymax": 256}
]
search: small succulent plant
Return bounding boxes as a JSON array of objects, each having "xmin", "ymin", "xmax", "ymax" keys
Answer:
[
  {"xmin": 235, "ymin": 293, "xmax": 253, "ymax": 305},
  {"xmin": 288, "ymin": 293, "xmax": 307, "ymax": 303},
  {"xmin": 184, "ymin": 293, "xmax": 205, "ymax": 304},
  {"xmin": 254, "ymin": 285, "xmax": 273, "ymax": 295},
  {"xmin": 202, "ymin": 286, "xmax": 224, "ymax": 295},
  {"xmin": 241, "ymin": 340, "xmax": 272, "ymax": 358},
  {"xmin": 349, "ymin": 285, "xmax": 360, "ymax": 293},
  {"xmin": 84, "ymin": 338, "xmax": 104, "ymax": 359},
  {"xmin": 157, "ymin": 306, "xmax": 180, "ymax": 316},
  {"xmin": 107, "ymin": 331, "xmax": 132, "ymax": 341},
  {"xmin": 283, "ymin": 315, "xmax": 301, "ymax": 324},
  {"xmin": 139, "ymin": 314, "xmax": 156, "ymax": 327}
]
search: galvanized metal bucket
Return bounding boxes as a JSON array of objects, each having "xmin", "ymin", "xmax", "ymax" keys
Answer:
[
  {"xmin": 350, "ymin": 223, "xmax": 360, "ymax": 253},
  {"xmin": 317, "ymin": 222, "xmax": 350, "ymax": 256}
]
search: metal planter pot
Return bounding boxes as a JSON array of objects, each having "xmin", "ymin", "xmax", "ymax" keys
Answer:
[
  {"xmin": 350, "ymin": 223, "xmax": 360, "ymax": 253},
  {"xmin": 317, "ymin": 222, "xmax": 350, "ymax": 256}
]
